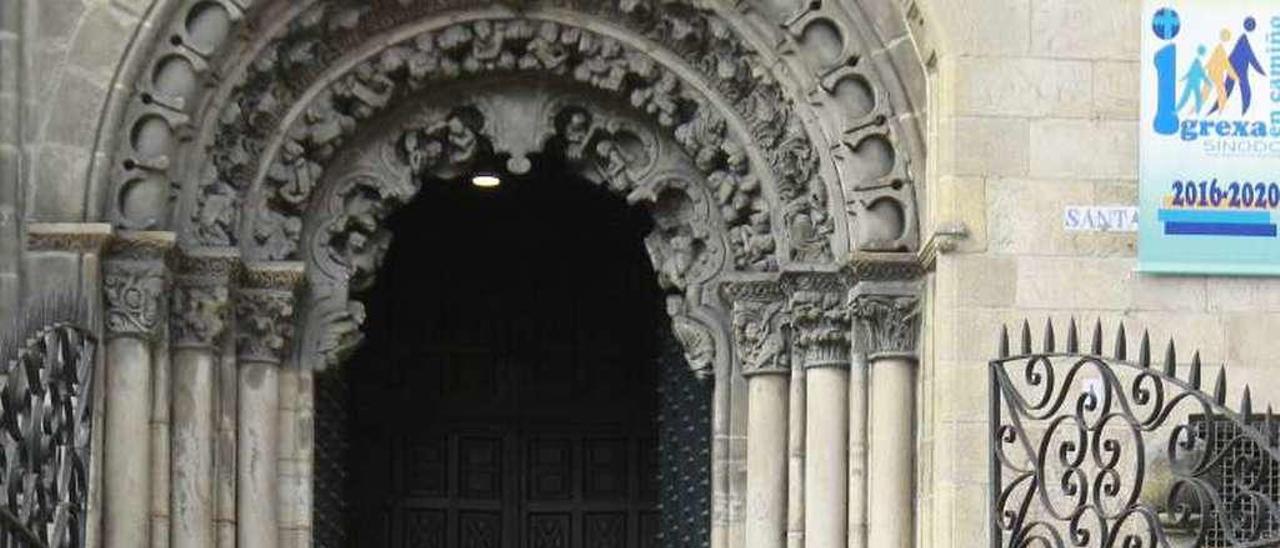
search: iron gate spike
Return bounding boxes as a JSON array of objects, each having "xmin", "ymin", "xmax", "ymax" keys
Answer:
[
  {"xmin": 1138, "ymin": 331, "xmax": 1151, "ymax": 369},
  {"xmin": 1189, "ymin": 351, "xmax": 1202, "ymax": 390},
  {"xmin": 1065, "ymin": 318, "xmax": 1079, "ymax": 354},
  {"xmin": 1214, "ymin": 367, "xmax": 1228, "ymax": 406},
  {"xmin": 1090, "ymin": 319, "xmax": 1103, "ymax": 355},
  {"xmin": 1020, "ymin": 320, "xmax": 1032, "ymax": 356},
  {"xmin": 1114, "ymin": 322, "xmax": 1127, "ymax": 360},
  {"xmin": 997, "ymin": 325, "xmax": 1009, "ymax": 359},
  {"xmin": 1163, "ymin": 339, "xmax": 1176, "ymax": 377},
  {"xmin": 1042, "ymin": 318, "xmax": 1055, "ymax": 353}
]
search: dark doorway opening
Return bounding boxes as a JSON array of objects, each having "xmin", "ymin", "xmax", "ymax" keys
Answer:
[{"xmin": 313, "ymin": 160, "xmax": 716, "ymax": 547}]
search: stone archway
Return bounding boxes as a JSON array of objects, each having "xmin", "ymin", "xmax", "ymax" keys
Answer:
[{"xmin": 86, "ymin": 2, "xmax": 932, "ymax": 548}]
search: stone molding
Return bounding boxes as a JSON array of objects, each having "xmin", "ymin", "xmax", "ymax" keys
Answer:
[
  {"xmin": 103, "ymin": 232, "xmax": 176, "ymax": 341},
  {"xmin": 171, "ymin": 248, "xmax": 241, "ymax": 350},
  {"xmin": 723, "ymin": 277, "xmax": 790, "ymax": 377},
  {"xmin": 26, "ymin": 223, "xmax": 114, "ymax": 253},
  {"xmin": 848, "ymin": 280, "xmax": 921, "ymax": 361},
  {"xmin": 234, "ymin": 262, "xmax": 305, "ymax": 365}
]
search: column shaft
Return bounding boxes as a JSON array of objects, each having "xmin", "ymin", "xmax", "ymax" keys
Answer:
[
  {"xmin": 103, "ymin": 337, "xmax": 153, "ymax": 548},
  {"xmin": 745, "ymin": 374, "xmax": 789, "ymax": 548},
  {"xmin": 867, "ymin": 357, "xmax": 916, "ymax": 548},
  {"xmin": 803, "ymin": 366, "xmax": 848, "ymax": 548},
  {"xmin": 847, "ymin": 355, "xmax": 868, "ymax": 548},
  {"xmin": 786, "ymin": 365, "xmax": 805, "ymax": 548},
  {"xmin": 238, "ymin": 361, "xmax": 280, "ymax": 548},
  {"xmin": 172, "ymin": 348, "xmax": 217, "ymax": 548}
]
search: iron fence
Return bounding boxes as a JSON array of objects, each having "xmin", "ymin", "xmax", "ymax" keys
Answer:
[{"xmin": 990, "ymin": 319, "xmax": 1280, "ymax": 548}]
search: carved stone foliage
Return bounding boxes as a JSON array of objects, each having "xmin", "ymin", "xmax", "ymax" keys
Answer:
[
  {"xmin": 790, "ymin": 288, "xmax": 851, "ymax": 369},
  {"xmin": 725, "ymin": 281, "xmax": 789, "ymax": 376},
  {"xmin": 0, "ymin": 323, "xmax": 97, "ymax": 547},
  {"xmin": 182, "ymin": 1, "xmax": 838, "ymax": 268},
  {"xmin": 171, "ymin": 284, "xmax": 231, "ymax": 349},
  {"xmin": 294, "ymin": 91, "xmax": 731, "ymax": 370},
  {"xmin": 234, "ymin": 265, "xmax": 305, "ymax": 364},
  {"xmin": 170, "ymin": 251, "xmax": 239, "ymax": 349},
  {"xmin": 235, "ymin": 290, "xmax": 296, "ymax": 364},
  {"xmin": 103, "ymin": 261, "xmax": 169, "ymax": 340},
  {"xmin": 849, "ymin": 290, "xmax": 920, "ymax": 359}
]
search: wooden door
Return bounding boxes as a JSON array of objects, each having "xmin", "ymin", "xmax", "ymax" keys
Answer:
[{"xmin": 346, "ymin": 169, "xmax": 664, "ymax": 547}]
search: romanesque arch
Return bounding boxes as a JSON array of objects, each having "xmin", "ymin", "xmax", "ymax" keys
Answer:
[{"xmin": 75, "ymin": 1, "xmax": 931, "ymax": 547}]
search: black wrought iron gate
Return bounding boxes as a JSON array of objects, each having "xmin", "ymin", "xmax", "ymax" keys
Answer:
[{"xmin": 990, "ymin": 319, "xmax": 1280, "ymax": 548}]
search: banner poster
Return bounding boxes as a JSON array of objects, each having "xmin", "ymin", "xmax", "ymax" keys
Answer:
[{"xmin": 1140, "ymin": 1, "xmax": 1280, "ymax": 275}]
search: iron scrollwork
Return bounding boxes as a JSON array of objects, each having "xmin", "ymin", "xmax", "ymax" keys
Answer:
[
  {"xmin": 990, "ymin": 319, "xmax": 1280, "ymax": 548},
  {"xmin": 0, "ymin": 319, "xmax": 98, "ymax": 547}
]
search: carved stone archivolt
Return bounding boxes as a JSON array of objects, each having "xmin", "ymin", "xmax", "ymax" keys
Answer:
[
  {"xmin": 195, "ymin": 13, "xmax": 807, "ymax": 271},
  {"xmin": 848, "ymin": 282, "xmax": 922, "ymax": 360},
  {"xmin": 97, "ymin": 0, "xmax": 930, "ymax": 380}
]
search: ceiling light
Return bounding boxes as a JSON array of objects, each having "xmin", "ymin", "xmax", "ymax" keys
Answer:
[{"xmin": 471, "ymin": 174, "xmax": 501, "ymax": 188}]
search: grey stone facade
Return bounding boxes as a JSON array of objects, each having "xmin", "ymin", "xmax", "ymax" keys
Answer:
[{"xmin": 10, "ymin": 0, "xmax": 1273, "ymax": 547}]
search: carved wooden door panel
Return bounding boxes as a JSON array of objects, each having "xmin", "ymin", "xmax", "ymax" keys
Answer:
[{"xmin": 363, "ymin": 351, "xmax": 661, "ymax": 548}]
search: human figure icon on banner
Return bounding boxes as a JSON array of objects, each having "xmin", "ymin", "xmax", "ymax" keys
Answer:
[
  {"xmin": 1206, "ymin": 28, "xmax": 1241, "ymax": 115},
  {"xmin": 1223, "ymin": 16, "xmax": 1266, "ymax": 115},
  {"xmin": 1177, "ymin": 45, "xmax": 1210, "ymax": 114}
]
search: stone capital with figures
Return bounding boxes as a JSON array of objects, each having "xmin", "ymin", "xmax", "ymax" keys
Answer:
[{"xmin": 234, "ymin": 262, "xmax": 306, "ymax": 365}]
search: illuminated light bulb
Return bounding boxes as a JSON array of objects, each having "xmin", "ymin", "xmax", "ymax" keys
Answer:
[{"xmin": 471, "ymin": 174, "xmax": 501, "ymax": 188}]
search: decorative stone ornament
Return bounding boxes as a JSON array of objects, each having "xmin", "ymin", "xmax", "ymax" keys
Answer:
[
  {"xmin": 786, "ymin": 272, "xmax": 851, "ymax": 369},
  {"xmin": 171, "ymin": 249, "xmax": 240, "ymax": 349},
  {"xmin": 848, "ymin": 281, "xmax": 922, "ymax": 361},
  {"xmin": 234, "ymin": 263, "xmax": 305, "ymax": 364},
  {"xmin": 103, "ymin": 232, "xmax": 176, "ymax": 341},
  {"xmin": 666, "ymin": 295, "xmax": 717, "ymax": 381},
  {"xmin": 724, "ymin": 278, "xmax": 790, "ymax": 376}
]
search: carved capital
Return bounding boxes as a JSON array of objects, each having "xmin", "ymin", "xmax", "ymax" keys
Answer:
[
  {"xmin": 171, "ymin": 249, "xmax": 240, "ymax": 349},
  {"xmin": 723, "ymin": 278, "xmax": 789, "ymax": 377},
  {"xmin": 788, "ymin": 276, "xmax": 849, "ymax": 371},
  {"xmin": 235, "ymin": 263, "xmax": 305, "ymax": 365},
  {"xmin": 848, "ymin": 281, "xmax": 921, "ymax": 361},
  {"xmin": 103, "ymin": 232, "xmax": 175, "ymax": 341}
]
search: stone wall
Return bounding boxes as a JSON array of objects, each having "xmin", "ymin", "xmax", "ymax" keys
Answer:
[
  {"xmin": 0, "ymin": 0, "xmax": 153, "ymax": 315},
  {"xmin": 914, "ymin": 0, "xmax": 1280, "ymax": 544}
]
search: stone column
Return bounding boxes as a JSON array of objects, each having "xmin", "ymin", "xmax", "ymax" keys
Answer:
[
  {"xmin": 234, "ymin": 263, "xmax": 304, "ymax": 548},
  {"xmin": 847, "ymin": 351, "xmax": 868, "ymax": 548},
  {"xmin": 102, "ymin": 232, "xmax": 175, "ymax": 548},
  {"xmin": 850, "ymin": 282, "xmax": 921, "ymax": 548},
  {"xmin": 170, "ymin": 249, "xmax": 238, "ymax": 548},
  {"xmin": 790, "ymin": 280, "xmax": 851, "ymax": 548},
  {"xmin": 726, "ymin": 280, "xmax": 790, "ymax": 548}
]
